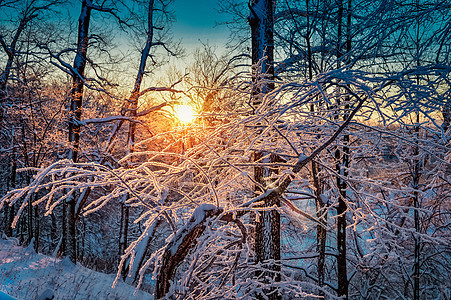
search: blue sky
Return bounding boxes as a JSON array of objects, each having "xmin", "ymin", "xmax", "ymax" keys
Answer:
[
  {"xmin": 171, "ymin": 0, "xmax": 230, "ymax": 48},
  {"xmin": 62, "ymin": 0, "xmax": 231, "ymax": 49}
]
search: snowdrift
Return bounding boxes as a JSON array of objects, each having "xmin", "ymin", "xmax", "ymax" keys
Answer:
[{"xmin": 0, "ymin": 236, "xmax": 151, "ymax": 300}]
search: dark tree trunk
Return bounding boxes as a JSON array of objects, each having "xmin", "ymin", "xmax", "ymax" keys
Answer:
[
  {"xmin": 126, "ymin": 218, "xmax": 162, "ymax": 285},
  {"xmin": 3, "ymin": 205, "xmax": 10, "ymax": 235},
  {"xmin": 119, "ymin": 0, "xmax": 156, "ymax": 273},
  {"xmin": 19, "ymin": 210, "xmax": 26, "ymax": 243},
  {"xmin": 249, "ymin": 0, "xmax": 275, "ymax": 101},
  {"xmin": 66, "ymin": 195, "xmax": 77, "ymax": 262},
  {"xmin": 336, "ymin": 174, "xmax": 348, "ymax": 299},
  {"xmin": 304, "ymin": 0, "xmax": 328, "ymax": 292},
  {"xmin": 79, "ymin": 217, "xmax": 86, "ymax": 261},
  {"xmin": 249, "ymin": 1, "xmax": 280, "ymax": 299},
  {"xmin": 335, "ymin": 124, "xmax": 350, "ymax": 300},
  {"xmin": 413, "ymin": 0, "xmax": 422, "ymax": 294},
  {"xmin": 34, "ymin": 204, "xmax": 40, "ymax": 251},
  {"xmin": 5, "ymin": 146, "xmax": 17, "ymax": 237},
  {"xmin": 313, "ymin": 161, "xmax": 327, "ymax": 293},
  {"xmin": 6, "ymin": 204, "xmax": 15, "ymax": 237},
  {"xmin": 155, "ymin": 205, "xmax": 221, "ymax": 299},
  {"xmin": 61, "ymin": 199, "xmax": 66, "ymax": 255},
  {"xmin": 51, "ymin": 213, "xmax": 57, "ymax": 250},
  {"xmin": 412, "ymin": 116, "xmax": 421, "ymax": 300},
  {"xmin": 27, "ymin": 198, "xmax": 33, "ymax": 244},
  {"xmin": 443, "ymin": 100, "xmax": 450, "ymax": 135},
  {"xmin": 413, "ymin": 189, "xmax": 420, "ymax": 300},
  {"xmin": 0, "ymin": 9, "xmax": 33, "ymax": 129},
  {"xmin": 119, "ymin": 201, "xmax": 129, "ymax": 258},
  {"xmin": 65, "ymin": 0, "xmax": 92, "ymax": 263},
  {"xmin": 254, "ymin": 154, "xmax": 281, "ymax": 300},
  {"xmin": 335, "ymin": 0, "xmax": 351, "ymax": 298}
]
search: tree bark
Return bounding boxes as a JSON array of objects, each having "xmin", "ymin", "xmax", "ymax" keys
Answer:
[
  {"xmin": 313, "ymin": 161, "xmax": 327, "ymax": 294},
  {"xmin": 119, "ymin": 0, "xmax": 156, "ymax": 273},
  {"xmin": 412, "ymin": 117, "xmax": 421, "ymax": 300},
  {"xmin": 0, "ymin": 7, "xmax": 35, "ymax": 129},
  {"xmin": 303, "ymin": 0, "xmax": 328, "ymax": 292},
  {"xmin": 6, "ymin": 138, "xmax": 17, "ymax": 237},
  {"xmin": 413, "ymin": 0, "xmax": 422, "ymax": 295},
  {"xmin": 27, "ymin": 198, "xmax": 33, "ymax": 244},
  {"xmin": 335, "ymin": 0, "xmax": 351, "ymax": 298},
  {"xmin": 34, "ymin": 204, "xmax": 40, "ymax": 251},
  {"xmin": 249, "ymin": 1, "xmax": 280, "ymax": 299},
  {"xmin": 155, "ymin": 205, "xmax": 221, "ymax": 299},
  {"xmin": 61, "ymin": 197, "xmax": 66, "ymax": 255},
  {"xmin": 442, "ymin": 100, "xmax": 450, "ymax": 135},
  {"xmin": 51, "ymin": 213, "xmax": 57, "ymax": 250},
  {"xmin": 125, "ymin": 218, "xmax": 161, "ymax": 285},
  {"xmin": 65, "ymin": 0, "xmax": 92, "ymax": 263},
  {"xmin": 118, "ymin": 200, "xmax": 129, "ymax": 262}
]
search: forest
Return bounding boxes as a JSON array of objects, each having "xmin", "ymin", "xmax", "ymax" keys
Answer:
[{"xmin": 0, "ymin": 0, "xmax": 450, "ymax": 299}]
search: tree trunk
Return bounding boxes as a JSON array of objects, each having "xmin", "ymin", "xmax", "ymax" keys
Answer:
[
  {"xmin": 0, "ymin": 9, "xmax": 33, "ymax": 129},
  {"xmin": 412, "ymin": 117, "xmax": 421, "ymax": 300},
  {"xmin": 442, "ymin": 99, "xmax": 450, "ymax": 135},
  {"xmin": 313, "ymin": 161, "xmax": 327, "ymax": 294},
  {"xmin": 79, "ymin": 217, "xmax": 86, "ymax": 261},
  {"xmin": 335, "ymin": 0, "xmax": 351, "ymax": 298},
  {"xmin": 66, "ymin": 195, "xmax": 77, "ymax": 262},
  {"xmin": 118, "ymin": 200, "xmax": 125, "ymax": 256},
  {"xmin": 61, "ymin": 198, "xmax": 66, "ymax": 255},
  {"xmin": 413, "ymin": 188, "xmax": 420, "ymax": 300},
  {"xmin": 34, "ymin": 204, "xmax": 40, "ymax": 251},
  {"xmin": 119, "ymin": 200, "xmax": 129, "ymax": 261},
  {"xmin": 51, "ymin": 213, "xmax": 57, "ymax": 250},
  {"xmin": 336, "ymin": 174, "xmax": 348, "ymax": 299},
  {"xmin": 413, "ymin": 0, "xmax": 422, "ymax": 294},
  {"xmin": 304, "ymin": 0, "xmax": 328, "ymax": 292},
  {"xmin": 5, "ymin": 140, "xmax": 17, "ymax": 237},
  {"xmin": 249, "ymin": 1, "xmax": 280, "ymax": 299},
  {"xmin": 65, "ymin": 0, "xmax": 92, "ymax": 263},
  {"xmin": 125, "ymin": 218, "xmax": 161, "ymax": 285},
  {"xmin": 155, "ymin": 205, "xmax": 221, "ymax": 299},
  {"xmin": 27, "ymin": 198, "xmax": 33, "ymax": 245},
  {"xmin": 336, "ymin": 116, "xmax": 350, "ymax": 300},
  {"xmin": 119, "ymin": 0, "xmax": 156, "ymax": 273},
  {"xmin": 19, "ymin": 210, "xmax": 26, "ymax": 244}
]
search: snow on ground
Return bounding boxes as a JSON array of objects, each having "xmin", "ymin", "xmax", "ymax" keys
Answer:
[{"xmin": 0, "ymin": 236, "xmax": 152, "ymax": 300}]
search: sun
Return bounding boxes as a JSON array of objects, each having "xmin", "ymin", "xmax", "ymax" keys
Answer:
[{"xmin": 174, "ymin": 104, "xmax": 196, "ymax": 124}]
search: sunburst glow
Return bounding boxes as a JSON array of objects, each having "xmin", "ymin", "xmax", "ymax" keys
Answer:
[{"xmin": 174, "ymin": 104, "xmax": 196, "ymax": 124}]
